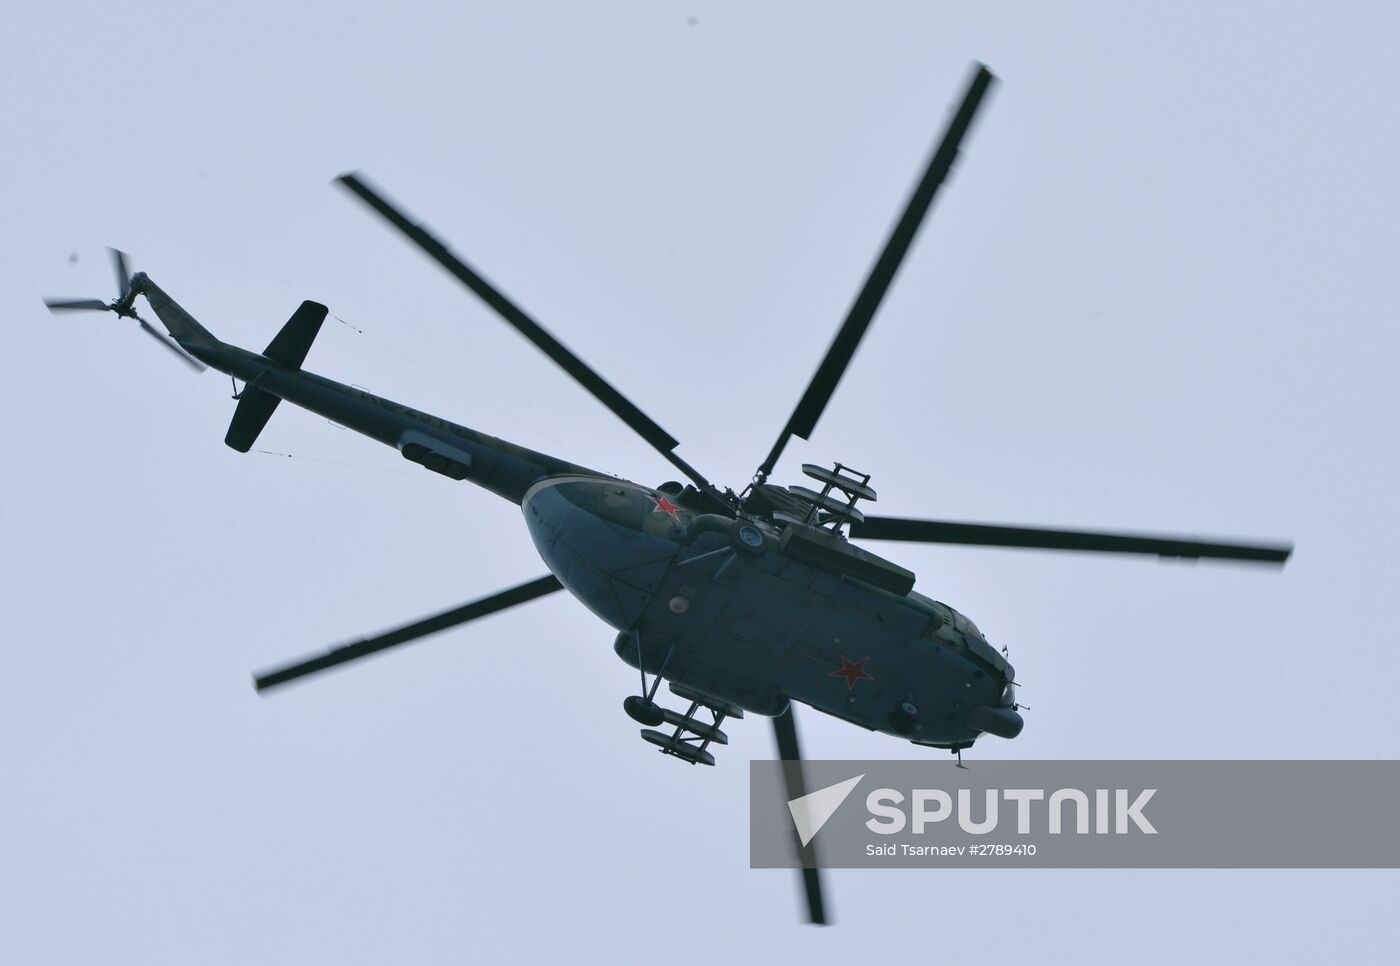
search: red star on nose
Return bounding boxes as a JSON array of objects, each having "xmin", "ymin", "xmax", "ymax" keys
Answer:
[
  {"xmin": 651, "ymin": 494, "xmax": 683, "ymax": 522},
  {"xmin": 829, "ymin": 655, "xmax": 873, "ymax": 690}
]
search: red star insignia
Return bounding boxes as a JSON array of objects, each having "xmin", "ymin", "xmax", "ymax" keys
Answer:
[
  {"xmin": 651, "ymin": 494, "xmax": 683, "ymax": 522},
  {"xmin": 829, "ymin": 655, "xmax": 873, "ymax": 690}
]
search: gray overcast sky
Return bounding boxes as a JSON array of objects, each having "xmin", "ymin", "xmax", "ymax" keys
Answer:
[{"xmin": 4, "ymin": 2, "xmax": 1399, "ymax": 962}]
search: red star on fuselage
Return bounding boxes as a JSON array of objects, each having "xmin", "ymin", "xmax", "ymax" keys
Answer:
[
  {"xmin": 829, "ymin": 655, "xmax": 874, "ymax": 690},
  {"xmin": 651, "ymin": 494, "xmax": 683, "ymax": 522}
]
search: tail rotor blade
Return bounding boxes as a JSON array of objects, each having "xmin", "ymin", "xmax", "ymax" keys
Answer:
[
  {"xmin": 771, "ymin": 704, "xmax": 830, "ymax": 925},
  {"xmin": 46, "ymin": 254, "xmax": 202, "ymax": 372},
  {"xmin": 44, "ymin": 298, "xmax": 111, "ymax": 313},
  {"xmin": 110, "ymin": 247, "xmax": 132, "ymax": 298},
  {"xmin": 135, "ymin": 315, "xmax": 207, "ymax": 372}
]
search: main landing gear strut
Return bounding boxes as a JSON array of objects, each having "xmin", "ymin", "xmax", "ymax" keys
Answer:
[
  {"xmin": 623, "ymin": 631, "xmax": 735, "ymax": 766},
  {"xmin": 623, "ymin": 629, "xmax": 671, "ymax": 727}
]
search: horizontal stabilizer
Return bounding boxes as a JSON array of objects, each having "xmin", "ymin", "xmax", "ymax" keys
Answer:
[
  {"xmin": 225, "ymin": 387, "xmax": 281, "ymax": 453},
  {"xmin": 262, "ymin": 300, "xmax": 327, "ymax": 369},
  {"xmin": 223, "ymin": 301, "xmax": 329, "ymax": 452}
]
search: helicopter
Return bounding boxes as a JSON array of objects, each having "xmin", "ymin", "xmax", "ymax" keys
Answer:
[{"xmin": 45, "ymin": 63, "xmax": 1291, "ymax": 925}]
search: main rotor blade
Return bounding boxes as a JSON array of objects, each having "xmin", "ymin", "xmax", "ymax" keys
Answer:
[
  {"xmin": 336, "ymin": 172, "xmax": 719, "ymax": 498},
  {"xmin": 754, "ymin": 63, "xmax": 996, "ymax": 484},
  {"xmin": 110, "ymin": 248, "xmax": 131, "ymax": 299},
  {"xmin": 44, "ymin": 298, "xmax": 110, "ymax": 312},
  {"xmin": 771, "ymin": 704, "xmax": 830, "ymax": 926},
  {"xmin": 135, "ymin": 316, "xmax": 207, "ymax": 372},
  {"xmin": 254, "ymin": 574, "xmax": 564, "ymax": 692},
  {"xmin": 850, "ymin": 516, "xmax": 1293, "ymax": 564}
]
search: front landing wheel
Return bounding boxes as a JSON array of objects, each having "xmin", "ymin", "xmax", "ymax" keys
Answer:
[{"xmin": 623, "ymin": 695, "xmax": 666, "ymax": 727}]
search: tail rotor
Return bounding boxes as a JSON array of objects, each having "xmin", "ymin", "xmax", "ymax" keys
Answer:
[{"xmin": 44, "ymin": 248, "xmax": 206, "ymax": 372}]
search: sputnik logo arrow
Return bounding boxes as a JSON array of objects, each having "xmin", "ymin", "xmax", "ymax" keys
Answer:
[{"xmin": 786, "ymin": 774, "xmax": 865, "ymax": 847}]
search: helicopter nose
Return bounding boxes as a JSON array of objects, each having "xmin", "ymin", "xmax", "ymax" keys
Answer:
[
  {"xmin": 966, "ymin": 703, "xmax": 1024, "ymax": 740},
  {"xmin": 965, "ymin": 677, "xmax": 1023, "ymax": 739},
  {"xmin": 521, "ymin": 477, "xmax": 682, "ymax": 629}
]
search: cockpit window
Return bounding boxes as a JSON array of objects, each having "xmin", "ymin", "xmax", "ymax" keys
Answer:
[{"xmin": 952, "ymin": 610, "xmax": 982, "ymax": 640}]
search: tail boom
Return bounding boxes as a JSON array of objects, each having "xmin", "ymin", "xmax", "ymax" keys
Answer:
[
  {"xmin": 135, "ymin": 275, "xmax": 606, "ymax": 504},
  {"xmin": 133, "ymin": 275, "xmax": 218, "ymax": 348}
]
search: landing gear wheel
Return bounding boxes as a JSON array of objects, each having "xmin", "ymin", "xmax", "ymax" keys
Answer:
[
  {"xmin": 728, "ymin": 520, "xmax": 767, "ymax": 558},
  {"xmin": 623, "ymin": 695, "xmax": 665, "ymax": 727}
]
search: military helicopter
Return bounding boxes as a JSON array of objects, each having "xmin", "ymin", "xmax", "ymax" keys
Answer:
[{"xmin": 46, "ymin": 63, "xmax": 1290, "ymax": 924}]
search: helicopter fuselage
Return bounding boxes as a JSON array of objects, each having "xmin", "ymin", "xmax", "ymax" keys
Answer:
[
  {"xmin": 148, "ymin": 275, "xmax": 1019, "ymax": 749},
  {"xmin": 521, "ymin": 474, "xmax": 1019, "ymax": 747}
]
